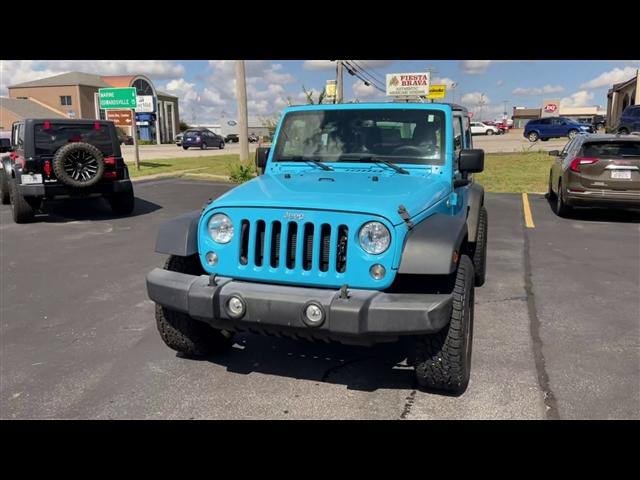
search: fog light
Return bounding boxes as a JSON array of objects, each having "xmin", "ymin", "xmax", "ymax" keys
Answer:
[
  {"xmin": 227, "ymin": 296, "xmax": 245, "ymax": 318},
  {"xmin": 303, "ymin": 303, "xmax": 325, "ymax": 326},
  {"xmin": 370, "ymin": 264, "xmax": 386, "ymax": 280},
  {"xmin": 205, "ymin": 251, "xmax": 218, "ymax": 266}
]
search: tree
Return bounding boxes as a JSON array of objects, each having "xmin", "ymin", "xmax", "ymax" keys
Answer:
[
  {"xmin": 260, "ymin": 114, "xmax": 281, "ymax": 139},
  {"xmin": 179, "ymin": 121, "xmax": 191, "ymax": 132},
  {"xmin": 302, "ymin": 85, "xmax": 327, "ymax": 105}
]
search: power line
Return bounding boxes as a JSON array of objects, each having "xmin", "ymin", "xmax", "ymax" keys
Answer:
[
  {"xmin": 343, "ymin": 60, "xmax": 385, "ymax": 92},
  {"xmin": 351, "ymin": 60, "xmax": 385, "ymax": 83}
]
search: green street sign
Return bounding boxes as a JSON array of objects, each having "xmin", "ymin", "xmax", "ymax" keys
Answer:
[{"xmin": 98, "ymin": 87, "xmax": 137, "ymax": 110}]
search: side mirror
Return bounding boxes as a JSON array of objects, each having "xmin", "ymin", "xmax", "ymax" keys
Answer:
[
  {"xmin": 255, "ymin": 147, "xmax": 270, "ymax": 174},
  {"xmin": 548, "ymin": 150, "xmax": 560, "ymax": 156},
  {"xmin": 459, "ymin": 149, "xmax": 484, "ymax": 174}
]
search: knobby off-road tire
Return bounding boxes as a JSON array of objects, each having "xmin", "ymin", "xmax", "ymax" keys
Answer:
[
  {"xmin": 108, "ymin": 183, "xmax": 135, "ymax": 215},
  {"xmin": 0, "ymin": 169, "xmax": 10, "ymax": 204},
  {"xmin": 8, "ymin": 178, "xmax": 36, "ymax": 223},
  {"xmin": 52, "ymin": 142, "xmax": 105, "ymax": 188},
  {"xmin": 411, "ymin": 255, "xmax": 475, "ymax": 394},
  {"xmin": 155, "ymin": 255, "xmax": 234, "ymax": 356},
  {"xmin": 472, "ymin": 206, "xmax": 488, "ymax": 287}
]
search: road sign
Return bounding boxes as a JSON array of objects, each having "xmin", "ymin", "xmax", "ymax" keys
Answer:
[
  {"xmin": 386, "ymin": 72, "xmax": 430, "ymax": 97},
  {"xmin": 325, "ymin": 80, "xmax": 337, "ymax": 100},
  {"xmin": 99, "ymin": 87, "xmax": 137, "ymax": 110},
  {"xmin": 106, "ymin": 110, "xmax": 133, "ymax": 126},
  {"xmin": 136, "ymin": 95, "xmax": 155, "ymax": 112},
  {"xmin": 427, "ymin": 84, "xmax": 446, "ymax": 99}
]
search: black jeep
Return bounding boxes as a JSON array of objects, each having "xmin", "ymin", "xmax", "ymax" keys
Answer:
[{"xmin": 0, "ymin": 119, "xmax": 135, "ymax": 223}]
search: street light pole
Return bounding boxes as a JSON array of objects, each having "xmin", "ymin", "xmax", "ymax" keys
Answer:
[{"xmin": 235, "ymin": 60, "xmax": 249, "ymax": 163}]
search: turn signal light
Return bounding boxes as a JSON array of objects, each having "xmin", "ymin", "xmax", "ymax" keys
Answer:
[
  {"xmin": 103, "ymin": 171, "xmax": 117, "ymax": 180},
  {"xmin": 569, "ymin": 157, "xmax": 598, "ymax": 173},
  {"xmin": 104, "ymin": 156, "xmax": 116, "ymax": 166},
  {"xmin": 43, "ymin": 160, "xmax": 52, "ymax": 177}
]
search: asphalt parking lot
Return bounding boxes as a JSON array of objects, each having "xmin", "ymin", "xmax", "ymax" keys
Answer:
[{"xmin": 1, "ymin": 179, "xmax": 638, "ymax": 419}]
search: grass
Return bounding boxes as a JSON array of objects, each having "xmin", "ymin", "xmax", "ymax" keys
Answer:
[
  {"xmin": 127, "ymin": 154, "xmax": 252, "ymax": 179},
  {"xmin": 129, "ymin": 151, "xmax": 554, "ymax": 193},
  {"xmin": 476, "ymin": 152, "xmax": 554, "ymax": 193}
]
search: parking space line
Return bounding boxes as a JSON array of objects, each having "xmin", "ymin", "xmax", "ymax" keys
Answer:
[{"xmin": 522, "ymin": 193, "xmax": 535, "ymax": 229}]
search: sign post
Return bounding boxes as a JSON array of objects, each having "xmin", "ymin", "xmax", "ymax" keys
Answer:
[{"xmin": 99, "ymin": 87, "xmax": 140, "ymax": 170}]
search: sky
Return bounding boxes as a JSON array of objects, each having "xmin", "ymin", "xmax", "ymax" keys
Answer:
[{"xmin": 2, "ymin": 60, "xmax": 639, "ymax": 125}]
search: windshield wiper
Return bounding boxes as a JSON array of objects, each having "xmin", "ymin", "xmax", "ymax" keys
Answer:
[
  {"xmin": 338, "ymin": 155, "xmax": 410, "ymax": 175},
  {"xmin": 279, "ymin": 156, "xmax": 333, "ymax": 171}
]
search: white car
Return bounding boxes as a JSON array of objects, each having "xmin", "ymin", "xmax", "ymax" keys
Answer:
[{"xmin": 470, "ymin": 122, "xmax": 499, "ymax": 136}]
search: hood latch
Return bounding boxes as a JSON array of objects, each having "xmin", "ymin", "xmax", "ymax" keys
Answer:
[{"xmin": 398, "ymin": 205, "xmax": 414, "ymax": 230}]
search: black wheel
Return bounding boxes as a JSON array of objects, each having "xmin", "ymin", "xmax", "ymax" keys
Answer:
[
  {"xmin": 540, "ymin": 138, "xmax": 549, "ymax": 142},
  {"xmin": 472, "ymin": 206, "xmax": 487, "ymax": 287},
  {"xmin": 183, "ymin": 146, "xmax": 189, "ymax": 150},
  {"xmin": 547, "ymin": 171, "xmax": 557, "ymax": 200},
  {"xmin": 108, "ymin": 184, "xmax": 135, "ymax": 215},
  {"xmin": 0, "ymin": 169, "xmax": 10, "ymax": 205},
  {"xmin": 568, "ymin": 129, "xmax": 578, "ymax": 139},
  {"xmin": 8, "ymin": 179, "xmax": 36, "ymax": 223},
  {"xmin": 555, "ymin": 180, "xmax": 572, "ymax": 217},
  {"xmin": 219, "ymin": 141, "xmax": 225, "ymax": 150},
  {"xmin": 411, "ymin": 255, "xmax": 475, "ymax": 394},
  {"xmin": 528, "ymin": 131, "xmax": 539, "ymax": 142},
  {"xmin": 618, "ymin": 127, "xmax": 629, "ymax": 135},
  {"xmin": 52, "ymin": 142, "xmax": 105, "ymax": 188},
  {"xmin": 200, "ymin": 142, "xmax": 208, "ymax": 150},
  {"xmin": 155, "ymin": 255, "xmax": 234, "ymax": 356}
]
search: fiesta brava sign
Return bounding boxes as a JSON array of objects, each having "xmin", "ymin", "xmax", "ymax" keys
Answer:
[{"xmin": 386, "ymin": 72, "xmax": 431, "ymax": 96}]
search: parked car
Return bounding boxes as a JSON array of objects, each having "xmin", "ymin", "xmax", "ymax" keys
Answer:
[
  {"xmin": 616, "ymin": 105, "xmax": 640, "ymax": 135},
  {"xmin": 471, "ymin": 122, "xmax": 499, "ymax": 135},
  {"xmin": 182, "ymin": 129, "xmax": 225, "ymax": 150},
  {"xmin": 225, "ymin": 134, "xmax": 239, "ymax": 143},
  {"xmin": 0, "ymin": 119, "xmax": 135, "ymax": 223},
  {"xmin": 592, "ymin": 114, "xmax": 606, "ymax": 133},
  {"xmin": 174, "ymin": 133, "xmax": 183, "ymax": 146},
  {"xmin": 0, "ymin": 137, "xmax": 11, "ymax": 153},
  {"xmin": 146, "ymin": 102, "xmax": 488, "ymax": 394},
  {"xmin": 547, "ymin": 134, "xmax": 640, "ymax": 216},
  {"xmin": 524, "ymin": 116, "xmax": 593, "ymax": 142},
  {"xmin": 248, "ymin": 133, "xmax": 259, "ymax": 143},
  {"xmin": 118, "ymin": 134, "xmax": 134, "ymax": 145}
]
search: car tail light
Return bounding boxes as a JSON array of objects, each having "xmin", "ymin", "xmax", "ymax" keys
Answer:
[
  {"xmin": 569, "ymin": 157, "xmax": 598, "ymax": 172},
  {"xmin": 104, "ymin": 156, "xmax": 116, "ymax": 166},
  {"xmin": 94, "ymin": 122, "xmax": 101, "ymax": 130},
  {"xmin": 44, "ymin": 121, "xmax": 51, "ymax": 130},
  {"xmin": 43, "ymin": 160, "xmax": 52, "ymax": 177},
  {"xmin": 103, "ymin": 171, "xmax": 117, "ymax": 180}
]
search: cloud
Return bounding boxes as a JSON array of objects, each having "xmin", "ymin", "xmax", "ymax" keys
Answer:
[
  {"xmin": 460, "ymin": 61, "xmax": 492, "ymax": 74},
  {"xmin": 461, "ymin": 92, "xmax": 491, "ymax": 105},
  {"xmin": 512, "ymin": 85, "xmax": 565, "ymax": 96},
  {"xmin": 560, "ymin": 91, "xmax": 594, "ymax": 108},
  {"xmin": 432, "ymin": 76, "xmax": 457, "ymax": 89},
  {"xmin": 496, "ymin": 80, "xmax": 504, "ymax": 87},
  {"xmin": 303, "ymin": 60, "xmax": 336, "ymax": 71},
  {"xmin": 580, "ymin": 66, "xmax": 638, "ymax": 89}
]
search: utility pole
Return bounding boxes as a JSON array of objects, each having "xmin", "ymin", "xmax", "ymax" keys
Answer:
[
  {"xmin": 425, "ymin": 66, "xmax": 438, "ymax": 102},
  {"xmin": 502, "ymin": 100, "xmax": 509, "ymax": 120},
  {"xmin": 336, "ymin": 60, "xmax": 344, "ymax": 104},
  {"xmin": 478, "ymin": 93, "xmax": 486, "ymax": 121},
  {"xmin": 235, "ymin": 60, "xmax": 249, "ymax": 163}
]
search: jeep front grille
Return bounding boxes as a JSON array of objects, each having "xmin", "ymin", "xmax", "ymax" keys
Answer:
[{"xmin": 238, "ymin": 219, "xmax": 349, "ymax": 273}]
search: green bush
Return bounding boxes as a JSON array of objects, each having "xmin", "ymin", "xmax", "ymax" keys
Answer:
[
  {"xmin": 138, "ymin": 140, "xmax": 155, "ymax": 145},
  {"xmin": 228, "ymin": 161, "xmax": 256, "ymax": 183}
]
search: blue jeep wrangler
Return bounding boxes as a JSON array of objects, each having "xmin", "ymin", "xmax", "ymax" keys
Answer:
[{"xmin": 146, "ymin": 102, "xmax": 488, "ymax": 393}]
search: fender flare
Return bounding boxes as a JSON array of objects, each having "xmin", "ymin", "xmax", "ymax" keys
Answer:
[
  {"xmin": 466, "ymin": 182, "xmax": 484, "ymax": 243},
  {"xmin": 155, "ymin": 210, "xmax": 201, "ymax": 257},
  {"xmin": 1, "ymin": 157, "xmax": 13, "ymax": 177},
  {"xmin": 398, "ymin": 212, "xmax": 468, "ymax": 275}
]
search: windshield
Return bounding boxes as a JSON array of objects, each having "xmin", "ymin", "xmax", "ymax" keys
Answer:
[{"xmin": 274, "ymin": 108, "xmax": 446, "ymax": 165}]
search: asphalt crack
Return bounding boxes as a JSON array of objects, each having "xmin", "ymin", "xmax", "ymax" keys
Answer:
[
  {"xmin": 523, "ymin": 224, "xmax": 560, "ymax": 420},
  {"xmin": 400, "ymin": 387, "xmax": 417, "ymax": 419}
]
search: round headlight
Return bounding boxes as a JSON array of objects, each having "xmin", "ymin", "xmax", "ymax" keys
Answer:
[
  {"xmin": 359, "ymin": 221, "xmax": 390, "ymax": 254},
  {"xmin": 208, "ymin": 214, "xmax": 234, "ymax": 244}
]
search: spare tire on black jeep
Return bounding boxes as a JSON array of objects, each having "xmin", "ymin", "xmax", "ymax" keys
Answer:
[{"xmin": 52, "ymin": 142, "xmax": 105, "ymax": 188}]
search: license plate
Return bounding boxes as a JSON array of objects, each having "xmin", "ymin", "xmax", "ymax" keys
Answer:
[
  {"xmin": 20, "ymin": 174, "xmax": 43, "ymax": 184},
  {"xmin": 611, "ymin": 170, "xmax": 632, "ymax": 180}
]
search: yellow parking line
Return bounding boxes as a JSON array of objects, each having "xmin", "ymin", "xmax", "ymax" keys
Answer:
[{"xmin": 522, "ymin": 193, "xmax": 535, "ymax": 228}]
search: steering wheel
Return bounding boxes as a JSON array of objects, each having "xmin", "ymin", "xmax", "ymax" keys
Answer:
[{"xmin": 390, "ymin": 145, "xmax": 436, "ymax": 156}]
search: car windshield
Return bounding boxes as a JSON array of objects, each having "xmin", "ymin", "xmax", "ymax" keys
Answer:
[{"xmin": 273, "ymin": 108, "xmax": 446, "ymax": 165}]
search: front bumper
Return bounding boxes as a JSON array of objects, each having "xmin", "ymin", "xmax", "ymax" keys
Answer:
[
  {"xmin": 146, "ymin": 268, "xmax": 453, "ymax": 345},
  {"xmin": 18, "ymin": 179, "xmax": 132, "ymax": 198}
]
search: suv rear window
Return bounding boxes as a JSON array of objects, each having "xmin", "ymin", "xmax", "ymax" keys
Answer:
[
  {"xmin": 582, "ymin": 141, "xmax": 640, "ymax": 157},
  {"xmin": 35, "ymin": 123, "xmax": 113, "ymax": 156}
]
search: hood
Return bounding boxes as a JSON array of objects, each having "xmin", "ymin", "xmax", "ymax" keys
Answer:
[{"xmin": 211, "ymin": 170, "xmax": 450, "ymax": 225}]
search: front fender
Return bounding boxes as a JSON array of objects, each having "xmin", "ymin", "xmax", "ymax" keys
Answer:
[
  {"xmin": 398, "ymin": 212, "xmax": 468, "ymax": 275},
  {"xmin": 466, "ymin": 182, "xmax": 484, "ymax": 243},
  {"xmin": 155, "ymin": 210, "xmax": 201, "ymax": 257}
]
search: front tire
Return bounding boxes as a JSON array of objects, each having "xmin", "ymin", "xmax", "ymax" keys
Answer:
[
  {"xmin": 528, "ymin": 131, "xmax": 539, "ymax": 142},
  {"xmin": 0, "ymin": 169, "xmax": 10, "ymax": 205},
  {"xmin": 155, "ymin": 255, "xmax": 234, "ymax": 356},
  {"xmin": 108, "ymin": 184, "xmax": 135, "ymax": 215},
  {"xmin": 183, "ymin": 146, "xmax": 189, "ymax": 150},
  {"xmin": 618, "ymin": 127, "xmax": 629, "ymax": 135},
  {"xmin": 8, "ymin": 179, "xmax": 36, "ymax": 223},
  {"xmin": 568, "ymin": 129, "xmax": 578, "ymax": 139},
  {"xmin": 411, "ymin": 255, "xmax": 475, "ymax": 394},
  {"xmin": 472, "ymin": 206, "xmax": 487, "ymax": 287},
  {"xmin": 219, "ymin": 141, "xmax": 225, "ymax": 149},
  {"xmin": 486, "ymin": 129, "xmax": 494, "ymax": 136},
  {"xmin": 200, "ymin": 142, "xmax": 208, "ymax": 150}
]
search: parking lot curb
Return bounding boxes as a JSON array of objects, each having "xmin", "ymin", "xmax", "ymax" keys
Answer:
[{"xmin": 130, "ymin": 169, "xmax": 231, "ymax": 184}]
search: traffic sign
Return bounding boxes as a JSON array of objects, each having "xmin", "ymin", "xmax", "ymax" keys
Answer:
[
  {"xmin": 106, "ymin": 110, "xmax": 133, "ymax": 126},
  {"xmin": 99, "ymin": 87, "xmax": 137, "ymax": 110}
]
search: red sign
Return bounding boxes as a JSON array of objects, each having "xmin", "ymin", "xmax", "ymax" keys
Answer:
[
  {"xmin": 106, "ymin": 110, "xmax": 133, "ymax": 126},
  {"xmin": 544, "ymin": 103, "xmax": 558, "ymax": 113}
]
